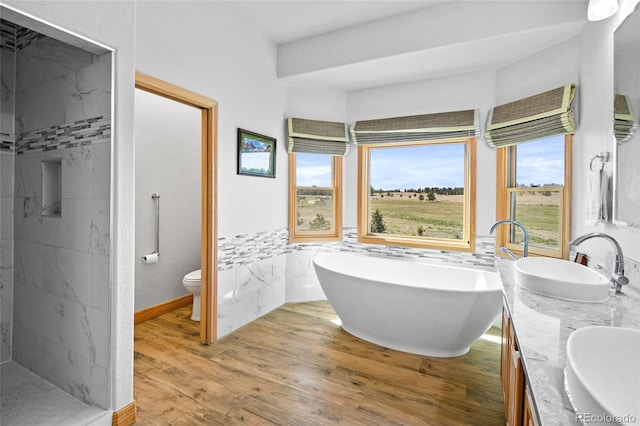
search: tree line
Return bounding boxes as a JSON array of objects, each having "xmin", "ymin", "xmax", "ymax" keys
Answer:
[{"xmin": 370, "ymin": 186, "xmax": 464, "ymax": 196}]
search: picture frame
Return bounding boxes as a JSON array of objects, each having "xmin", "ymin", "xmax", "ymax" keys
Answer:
[{"xmin": 237, "ymin": 128, "xmax": 276, "ymax": 178}]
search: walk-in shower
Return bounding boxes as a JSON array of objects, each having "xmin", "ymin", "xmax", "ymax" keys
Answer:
[{"xmin": 0, "ymin": 7, "xmax": 113, "ymax": 425}]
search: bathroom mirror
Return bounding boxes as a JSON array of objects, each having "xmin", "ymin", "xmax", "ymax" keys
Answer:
[{"xmin": 613, "ymin": 5, "xmax": 640, "ymax": 227}]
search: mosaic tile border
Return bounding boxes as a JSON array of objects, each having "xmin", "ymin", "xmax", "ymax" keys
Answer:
[
  {"xmin": 217, "ymin": 229, "xmax": 289, "ymax": 271},
  {"xmin": 0, "ymin": 20, "xmax": 16, "ymax": 51},
  {"xmin": 218, "ymin": 227, "xmax": 497, "ymax": 272},
  {"xmin": 1, "ymin": 19, "xmax": 43, "ymax": 52},
  {"xmin": 1, "ymin": 133, "xmax": 15, "ymax": 152},
  {"xmin": 14, "ymin": 116, "xmax": 111, "ymax": 155}
]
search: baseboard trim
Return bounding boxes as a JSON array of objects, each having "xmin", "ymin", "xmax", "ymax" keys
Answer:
[
  {"xmin": 112, "ymin": 401, "xmax": 137, "ymax": 426},
  {"xmin": 134, "ymin": 294, "xmax": 194, "ymax": 325}
]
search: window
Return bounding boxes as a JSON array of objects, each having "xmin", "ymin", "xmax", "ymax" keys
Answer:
[
  {"xmin": 289, "ymin": 153, "xmax": 342, "ymax": 242},
  {"xmin": 496, "ymin": 135, "xmax": 572, "ymax": 259},
  {"xmin": 358, "ymin": 138, "xmax": 476, "ymax": 251}
]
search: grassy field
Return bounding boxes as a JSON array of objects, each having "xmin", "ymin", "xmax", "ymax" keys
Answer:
[
  {"xmin": 296, "ymin": 192, "xmax": 334, "ymax": 231},
  {"xmin": 297, "ymin": 190, "xmax": 560, "ymax": 249},
  {"xmin": 372, "ymin": 193, "xmax": 464, "ymax": 239}
]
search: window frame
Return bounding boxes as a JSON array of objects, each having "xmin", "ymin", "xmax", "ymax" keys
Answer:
[
  {"xmin": 288, "ymin": 153, "xmax": 343, "ymax": 242},
  {"xmin": 495, "ymin": 134, "xmax": 572, "ymax": 259},
  {"xmin": 357, "ymin": 138, "xmax": 476, "ymax": 252}
]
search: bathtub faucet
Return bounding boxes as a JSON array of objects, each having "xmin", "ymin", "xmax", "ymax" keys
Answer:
[
  {"xmin": 489, "ymin": 219, "xmax": 529, "ymax": 259},
  {"xmin": 569, "ymin": 232, "xmax": 629, "ymax": 293}
]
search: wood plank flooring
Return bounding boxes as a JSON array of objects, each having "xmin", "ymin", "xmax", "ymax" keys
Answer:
[{"xmin": 134, "ymin": 301, "xmax": 505, "ymax": 425}]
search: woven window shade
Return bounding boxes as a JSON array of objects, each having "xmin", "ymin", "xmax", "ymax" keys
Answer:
[
  {"xmin": 287, "ymin": 118, "xmax": 349, "ymax": 156},
  {"xmin": 614, "ymin": 94, "xmax": 636, "ymax": 143},
  {"xmin": 351, "ymin": 109, "xmax": 480, "ymax": 145},
  {"xmin": 486, "ymin": 84, "xmax": 577, "ymax": 148}
]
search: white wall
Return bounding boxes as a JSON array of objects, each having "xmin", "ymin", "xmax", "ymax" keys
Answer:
[
  {"xmin": 493, "ymin": 1, "xmax": 640, "ymax": 286},
  {"xmin": 495, "ymin": 37, "xmax": 581, "ymax": 104},
  {"xmin": 134, "ymin": 89, "xmax": 201, "ymax": 312},
  {"xmin": 2, "ymin": 0, "xmax": 137, "ymax": 412},
  {"xmin": 576, "ymin": 0, "xmax": 640, "ymax": 276},
  {"xmin": 345, "ymin": 71, "xmax": 497, "ymax": 234},
  {"xmin": 135, "ymin": 2, "xmax": 291, "ymax": 338},
  {"xmin": 135, "ymin": 1, "xmax": 288, "ymax": 238}
]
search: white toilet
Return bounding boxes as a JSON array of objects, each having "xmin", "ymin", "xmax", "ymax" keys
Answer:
[{"xmin": 182, "ymin": 269, "xmax": 201, "ymax": 321}]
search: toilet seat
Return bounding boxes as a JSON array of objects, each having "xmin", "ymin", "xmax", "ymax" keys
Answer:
[{"xmin": 183, "ymin": 269, "xmax": 201, "ymax": 283}]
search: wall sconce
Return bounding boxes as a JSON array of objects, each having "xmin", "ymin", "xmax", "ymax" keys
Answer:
[{"xmin": 588, "ymin": 0, "xmax": 619, "ymax": 21}]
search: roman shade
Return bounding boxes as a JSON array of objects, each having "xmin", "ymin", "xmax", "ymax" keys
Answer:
[
  {"xmin": 287, "ymin": 117, "xmax": 349, "ymax": 156},
  {"xmin": 486, "ymin": 84, "xmax": 577, "ymax": 148},
  {"xmin": 351, "ymin": 109, "xmax": 480, "ymax": 145},
  {"xmin": 614, "ymin": 94, "xmax": 636, "ymax": 143}
]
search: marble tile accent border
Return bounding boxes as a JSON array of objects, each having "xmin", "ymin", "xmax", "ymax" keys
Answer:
[
  {"xmin": 15, "ymin": 116, "xmax": 111, "ymax": 155},
  {"xmin": 220, "ymin": 227, "xmax": 497, "ymax": 272}
]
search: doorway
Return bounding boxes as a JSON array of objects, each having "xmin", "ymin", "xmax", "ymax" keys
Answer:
[{"xmin": 134, "ymin": 72, "xmax": 218, "ymax": 343}]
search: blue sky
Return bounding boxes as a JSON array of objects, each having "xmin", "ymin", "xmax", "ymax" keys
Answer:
[
  {"xmin": 370, "ymin": 144, "xmax": 464, "ymax": 189},
  {"xmin": 514, "ymin": 135, "xmax": 565, "ymax": 186},
  {"xmin": 296, "ymin": 135, "xmax": 564, "ymax": 189}
]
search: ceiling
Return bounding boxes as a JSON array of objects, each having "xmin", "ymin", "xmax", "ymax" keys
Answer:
[{"xmin": 223, "ymin": 0, "xmax": 588, "ymax": 91}]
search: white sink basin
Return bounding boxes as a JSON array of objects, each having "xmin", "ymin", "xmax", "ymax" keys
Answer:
[
  {"xmin": 514, "ymin": 257, "xmax": 609, "ymax": 302},
  {"xmin": 565, "ymin": 326, "xmax": 640, "ymax": 426}
]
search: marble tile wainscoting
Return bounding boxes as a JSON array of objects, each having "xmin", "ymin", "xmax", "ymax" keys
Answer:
[
  {"xmin": 287, "ymin": 228, "xmax": 497, "ymax": 304},
  {"xmin": 215, "ymin": 228, "xmax": 496, "ymax": 338},
  {"xmin": 217, "ymin": 230, "xmax": 289, "ymax": 338}
]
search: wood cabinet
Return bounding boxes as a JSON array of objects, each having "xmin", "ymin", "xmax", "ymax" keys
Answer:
[
  {"xmin": 523, "ymin": 385, "xmax": 538, "ymax": 426},
  {"xmin": 501, "ymin": 302, "xmax": 538, "ymax": 426}
]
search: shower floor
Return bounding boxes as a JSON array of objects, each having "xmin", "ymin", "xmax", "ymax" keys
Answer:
[{"xmin": 0, "ymin": 361, "xmax": 110, "ymax": 426}]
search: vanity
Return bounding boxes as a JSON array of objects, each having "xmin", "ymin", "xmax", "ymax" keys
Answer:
[{"xmin": 496, "ymin": 258, "xmax": 640, "ymax": 425}]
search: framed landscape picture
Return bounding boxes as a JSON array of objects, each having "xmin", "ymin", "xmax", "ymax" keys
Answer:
[{"xmin": 237, "ymin": 128, "xmax": 276, "ymax": 178}]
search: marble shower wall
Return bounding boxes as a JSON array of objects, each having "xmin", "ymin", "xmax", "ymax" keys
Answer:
[
  {"xmin": 0, "ymin": 22, "xmax": 16, "ymax": 364},
  {"xmin": 4, "ymin": 24, "xmax": 112, "ymax": 409},
  {"xmin": 0, "ymin": 151, "xmax": 14, "ymax": 363}
]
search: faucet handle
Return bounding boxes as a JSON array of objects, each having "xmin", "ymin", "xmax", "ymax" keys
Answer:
[{"xmin": 612, "ymin": 273, "xmax": 629, "ymax": 286}]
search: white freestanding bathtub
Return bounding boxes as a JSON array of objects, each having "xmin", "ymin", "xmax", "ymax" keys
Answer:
[{"xmin": 313, "ymin": 253, "xmax": 503, "ymax": 357}]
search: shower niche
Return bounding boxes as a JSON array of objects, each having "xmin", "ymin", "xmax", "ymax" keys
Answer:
[
  {"xmin": 41, "ymin": 159, "xmax": 62, "ymax": 216},
  {"xmin": 0, "ymin": 5, "xmax": 113, "ymax": 423}
]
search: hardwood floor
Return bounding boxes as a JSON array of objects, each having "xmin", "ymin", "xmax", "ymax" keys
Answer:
[{"xmin": 134, "ymin": 301, "xmax": 505, "ymax": 425}]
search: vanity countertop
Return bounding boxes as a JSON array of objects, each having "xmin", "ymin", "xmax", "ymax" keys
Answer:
[{"xmin": 496, "ymin": 258, "xmax": 640, "ymax": 425}]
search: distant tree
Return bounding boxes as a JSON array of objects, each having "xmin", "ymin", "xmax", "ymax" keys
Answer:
[
  {"xmin": 309, "ymin": 214, "xmax": 331, "ymax": 230},
  {"xmin": 370, "ymin": 209, "xmax": 386, "ymax": 233},
  {"xmin": 418, "ymin": 194, "xmax": 425, "ymax": 202},
  {"xmin": 428, "ymin": 191, "xmax": 436, "ymax": 202}
]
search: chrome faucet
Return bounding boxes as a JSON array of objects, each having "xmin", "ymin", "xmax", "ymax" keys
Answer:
[
  {"xmin": 569, "ymin": 233, "xmax": 629, "ymax": 293},
  {"xmin": 489, "ymin": 219, "xmax": 529, "ymax": 259}
]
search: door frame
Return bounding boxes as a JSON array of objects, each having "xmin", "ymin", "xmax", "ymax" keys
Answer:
[{"xmin": 135, "ymin": 72, "xmax": 218, "ymax": 343}]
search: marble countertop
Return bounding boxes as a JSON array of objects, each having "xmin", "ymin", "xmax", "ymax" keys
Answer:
[{"xmin": 495, "ymin": 258, "xmax": 640, "ymax": 426}]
